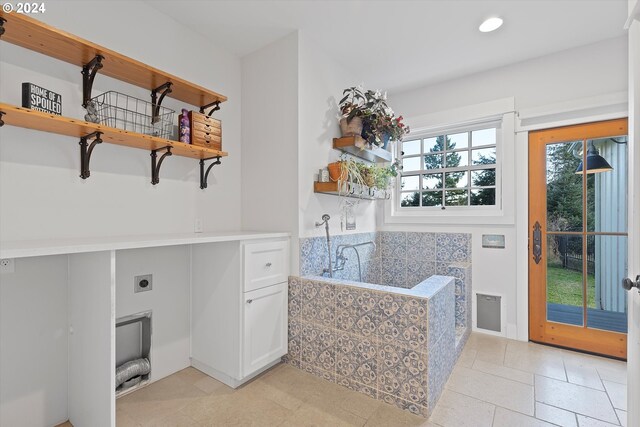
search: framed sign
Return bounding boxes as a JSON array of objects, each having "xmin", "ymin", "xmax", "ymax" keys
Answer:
[
  {"xmin": 22, "ymin": 82, "xmax": 62, "ymax": 115},
  {"xmin": 482, "ymin": 234, "xmax": 505, "ymax": 249}
]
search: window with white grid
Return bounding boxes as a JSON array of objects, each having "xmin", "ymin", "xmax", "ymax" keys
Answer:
[{"xmin": 398, "ymin": 127, "xmax": 498, "ymax": 208}]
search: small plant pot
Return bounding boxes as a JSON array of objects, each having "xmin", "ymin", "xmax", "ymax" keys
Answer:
[
  {"xmin": 328, "ymin": 162, "xmax": 347, "ymax": 181},
  {"xmin": 339, "ymin": 116, "xmax": 364, "ymax": 137}
]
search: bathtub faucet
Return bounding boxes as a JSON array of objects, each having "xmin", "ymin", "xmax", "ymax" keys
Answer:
[
  {"xmin": 332, "ymin": 241, "xmax": 376, "ymax": 282},
  {"xmin": 315, "ymin": 214, "xmax": 333, "ymax": 278}
]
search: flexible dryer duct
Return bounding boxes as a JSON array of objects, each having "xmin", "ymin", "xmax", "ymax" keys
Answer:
[{"xmin": 115, "ymin": 358, "xmax": 151, "ymax": 388}]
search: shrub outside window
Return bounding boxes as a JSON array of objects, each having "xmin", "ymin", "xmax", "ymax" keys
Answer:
[{"xmin": 398, "ymin": 128, "xmax": 498, "ymax": 208}]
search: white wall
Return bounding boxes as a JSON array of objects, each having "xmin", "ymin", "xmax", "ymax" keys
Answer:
[
  {"xmin": 0, "ymin": 256, "xmax": 69, "ymax": 427},
  {"xmin": 241, "ymin": 32, "xmax": 299, "ymax": 271},
  {"xmin": 298, "ymin": 33, "xmax": 377, "ymax": 239},
  {"xmin": 0, "ymin": 1, "xmax": 242, "ymax": 242},
  {"xmin": 115, "ymin": 246, "xmax": 191, "ymax": 382},
  {"xmin": 385, "ymin": 36, "xmax": 629, "ymax": 340}
]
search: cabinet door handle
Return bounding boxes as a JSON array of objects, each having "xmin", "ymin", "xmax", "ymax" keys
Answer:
[
  {"xmin": 265, "ymin": 262, "xmax": 272, "ymax": 267},
  {"xmin": 247, "ymin": 299, "xmax": 253, "ymax": 304}
]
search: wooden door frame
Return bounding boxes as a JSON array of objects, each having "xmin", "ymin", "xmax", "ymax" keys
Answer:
[{"xmin": 528, "ymin": 118, "xmax": 628, "ymax": 359}]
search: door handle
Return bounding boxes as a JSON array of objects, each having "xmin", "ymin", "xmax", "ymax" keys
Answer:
[
  {"xmin": 247, "ymin": 299, "xmax": 253, "ymax": 304},
  {"xmin": 532, "ymin": 221, "xmax": 542, "ymax": 264},
  {"xmin": 622, "ymin": 275, "xmax": 640, "ymax": 292},
  {"xmin": 265, "ymin": 262, "xmax": 272, "ymax": 267}
]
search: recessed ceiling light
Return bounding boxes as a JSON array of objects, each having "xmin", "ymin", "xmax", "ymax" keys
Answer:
[{"xmin": 479, "ymin": 17, "xmax": 503, "ymax": 33}]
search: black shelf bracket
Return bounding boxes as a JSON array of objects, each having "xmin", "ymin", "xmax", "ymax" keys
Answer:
[
  {"xmin": 199, "ymin": 156, "xmax": 221, "ymax": 189},
  {"xmin": 82, "ymin": 54, "xmax": 104, "ymax": 108},
  {"xmin": 79, "ymin": 131, "xmax": 103, "ymax": 179},
  {"xmin": 151, "ymin": 146, "xmax": 173, "ymax": 185},
  {"xmin": 151, "ymin": 82, "xmax": 173, "ymax": 124},
  {"xmin": 0, "ymin": 17, "xmax": 6, "ymax": 38},
  {"xmin": 0, "ymin": 111, "xmax": 5, "ymax": 127},
  {"xmin": 199, "ymin": 101, "xmax": 221, "ymax": 117}
]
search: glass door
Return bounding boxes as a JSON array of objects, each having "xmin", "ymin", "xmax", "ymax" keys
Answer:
[{"xmin": 529, "ymin": 118, "xmax": 628, "ymax": 359}]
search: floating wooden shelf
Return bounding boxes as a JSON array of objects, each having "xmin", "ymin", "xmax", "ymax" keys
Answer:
[
  {"xmin": 333, "ymin": 136, "xmax": 393, "ymax": 163},
  {"xmin": 0, "ymin": 104, "xmax": 228, "ymax": 160},
  {"xmin": 314, "ymin": 181, "xmax": 389, "ymax": 200},
  {"xmin": 0, "ymin": 11, "xmax": 226, "ymax": 107}
]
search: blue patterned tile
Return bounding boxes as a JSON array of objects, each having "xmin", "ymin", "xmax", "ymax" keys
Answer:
[
  {"xmin": 427, "ymin": 280, "xmax": 455, "ymax": 348},
  {"xmin": 435, "ymin": 233, "xmax": 471, "ymax": 263},
  {"xmin": 284, "ymin": 318, "xmax": 302, "ymax": 365},
  {"xmin": 300, "ymin": 279, "xmax": 336, "ymax": 327},
  {"xmin": 380, "ymin": 257, "xmax": 407, "ymax": 287},
  {"xmin": 380, "ymin": 231, "xmax": 407, "ymax": 259},
  {"xmin": 378, "ymin": 295, "xmax": 428, "ymax": 351},
  {"xmin": 427, "ymin": 325, "xmax": 456, "ymax": 412},
  {"xmin": 300, "ymin": 323, "xmax": 336, "ymax": 371},
  {"xmin": 406, "ymin": 232, "xmax": 436, "ymax": 262},
  {"xmin": 406, "ymin": 261, "xmax": 435, "ymax": 288},
  {"xmin": 337, "ymin": 376, "xmax": 377, "ymax": 399},
  {"xmin": 378, "ymin": 343, "xmax": 428, "ymax": 407},
  {"xmin": 335, "ymin": 286, "xmax": 378, "ymax": 338},
  {"xmin": 301, "ymin": 362, "xmax": 336, "ymax": 383},
  {"xmin": 362, "ymin": 259, "xmax": 380, "ymax": 285},
  {"xmin": 288, "ymin": 277, "xmax": 302, "ymax": 320},
  {"xmin": 336, "ymin": 332, "xmax": 378, "ymax": 388},
  {"xmin": 379, "ymin": 392, "xmax": 429, "ymax": 418}
]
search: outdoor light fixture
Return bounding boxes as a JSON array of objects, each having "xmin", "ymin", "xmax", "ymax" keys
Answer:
[
  {"xmin": 479, "ymin": 17, "xmax": 503, "ymax": 32},
  {"xmin": 575, "ymin": 140, "xmax": 613, "ymax": 174}
]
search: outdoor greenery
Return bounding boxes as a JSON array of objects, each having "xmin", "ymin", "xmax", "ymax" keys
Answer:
[{"xmin": 547, "ymin": 265, "xmax": 595, "ymax": 307}]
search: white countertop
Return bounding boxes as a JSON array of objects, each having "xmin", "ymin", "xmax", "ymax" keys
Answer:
[{"xmin": 0, "ymin": 231, "xmax": 291, "ymax": 259}]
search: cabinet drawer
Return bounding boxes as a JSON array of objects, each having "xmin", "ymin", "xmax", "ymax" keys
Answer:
[
  {"xmin": 192, "ymin": 121, "xmax": 222, "ymax": 135},
  {"xmin": 244, "ymin": 240, "xmax": 289, "ymax": 292},
  {"xmin": 189, "ymin": 110, "xmax": 221, "ymax": 127}
]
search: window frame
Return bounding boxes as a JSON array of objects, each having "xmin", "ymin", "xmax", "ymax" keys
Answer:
[{"xmin": 396, "ymin": 120, "xmax": 503, "ymax": 212}]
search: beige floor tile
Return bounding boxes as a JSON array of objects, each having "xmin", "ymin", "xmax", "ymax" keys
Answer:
[
  {"xmin": 564, "ymin": 358, "xmax": 606, "ymax": 391},
  {"xmin": 503, "ymin": 343, "xmax": 567, "ymax": 381},
  {"xmin": 445, "ymin": 366, "xmax": 534, "ymax": 415},
  {"xmin": 464, "ymin": 333, "xmax": 507, "ymax": 365},
  {"xmin": 575, "ymin": 414, "xmax": 620, "ymax": 427},
  {"xmin": 364, "ymin": 403, "xmax": 432, "ymax": 427},
  {"xmin": 535, "ymin": 402, "xmax": 577, "ymax": 427},
  {"xmin": 602, "ymin": 380, "xmax": 626, "ymax": 411},
  {"xmin": 192, "ymin": 375, "xmax": 231, "ymax": 395},
  {"xmin": 54, "ymin": 422, "xmax": 74, "ymax": 427},
  {"xmin": 471, "ymin": 358, "xmax": 534, "ymax": 385},
  {"xmin": 143, "ymin": 412, "xmax": 203, "ymax": 427},
  {"xmin": 237, "ymin": 377, "xmax": 307, "ymax": 412},
  {"xmin": 173, "ymin": 367, "xmax": 208, "ymax": 385},
  {"xmin": 615, "ymin": 409, "xmax": 627, "ymax": 427},
  {"xmin": 428, "ymin": 389, "xmax": 495, "ymax": 427},
  {"xmin": 282, "ymin": 401, "xmax": 367, "ymax": 427},
  {"xmin": 535, "ymin": 375, "xmax": 618, "ymax": 424},
  {"xmin": 116, "ymin": 408, "xmax": 142, "ymax": 427},
  {"xmin": 456, "ymin": 347, "xmax": 477, "ymax": 368},
  {"xmin": 493, "ymin": 407, "xmax": 556, "ymax": 427},
  {"xmin": 595, "ymin": 363, "xmax": 627, "ymax": 385},
  {"xmin": 328, "ymin": 386, "xmax": 381, "ymax": 419}
]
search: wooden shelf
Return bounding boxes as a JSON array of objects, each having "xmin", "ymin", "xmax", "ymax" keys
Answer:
[
  {"xmin": 0, "ymin": 104, "xmax": 228, "ymax": 160},
  {"xmin": 314, "ymin": 181, "xmax": 389, "ymax": 200},
  {"xmin": 333, "ymin": 136, "xmax": 393, "ymax": 163},
  {"xmin": 0, "ymin": 12, "xmax": 226, "ymax": 107}
]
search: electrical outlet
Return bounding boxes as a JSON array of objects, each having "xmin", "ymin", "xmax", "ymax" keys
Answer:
[
  {"xmin": 0, "ymin": 259, "xmax": 15, "ymax": 274},
  {"xmin": 134, "ymin": 274, "xmax": 153, "ymax": 293},
  {"xmin": 194, "ymin": 218, "xmax": 203, "ymax": 233}
]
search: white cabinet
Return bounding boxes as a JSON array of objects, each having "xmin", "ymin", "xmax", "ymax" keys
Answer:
[
  {"xmin": 243, "ymin": 282, "xmax": 288, "ymax": 377},
  {"xmin": 191, "ymin": 238, "xmax": 290, "ymax": 388}
]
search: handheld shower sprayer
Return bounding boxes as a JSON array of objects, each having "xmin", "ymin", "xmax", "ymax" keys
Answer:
[{"xmin": 315, "ymin": 214, "xmax": 333, "ymax": 278}]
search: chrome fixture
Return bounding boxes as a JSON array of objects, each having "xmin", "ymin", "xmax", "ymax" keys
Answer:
[
  {"xmin": 315, "ymin": 214, "xmax": 333, "ymax": 278},
  {"xmin": 333, "ymin": 241, "xmax": 376, "ymax": 282}
]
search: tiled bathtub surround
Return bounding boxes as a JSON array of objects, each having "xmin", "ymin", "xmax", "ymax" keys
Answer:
[
  {"xmin": 284, "ymin": 275, "xmax": 456, "ymax": 418},
  {"xmin": 299, "ymin": 231, "xmax": 472, "ymax": 330}
]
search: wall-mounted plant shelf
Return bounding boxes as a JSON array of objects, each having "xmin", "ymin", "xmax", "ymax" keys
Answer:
[
  {"xmin": 314, "ymin": 181, "xmax": 389, "ymax": 200},
  {"xmin": 333, "ymin": 136, "xmax": 393, "ymax": 163},
  {"xmin": 0, "ymin": 11, "xmax": 226, "ymax": 109}
]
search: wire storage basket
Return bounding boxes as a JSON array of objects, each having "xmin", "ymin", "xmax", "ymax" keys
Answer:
[{"xmin": 88, "ymin": 91, "xmax": 175, "ymax": 139}]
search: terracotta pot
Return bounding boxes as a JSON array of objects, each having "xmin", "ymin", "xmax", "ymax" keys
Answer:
[
  {"xmin": 328, "ymin": 162, "xmax": 347, "ymax": 182},
  {"xmin": 339, "ymin": 116, "xmax": 363, "ymax": 137}
]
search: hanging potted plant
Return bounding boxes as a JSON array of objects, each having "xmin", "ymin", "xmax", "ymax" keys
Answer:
[{"xmin": 338, "ymin": 86, "xmax": 369, "ymax": 137}]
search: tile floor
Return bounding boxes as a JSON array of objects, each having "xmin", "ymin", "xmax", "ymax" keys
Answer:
[{"xmin": 84, "ymin": 332, "xmax": 627, "ymax": 426}]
